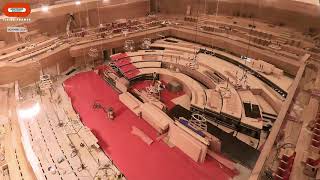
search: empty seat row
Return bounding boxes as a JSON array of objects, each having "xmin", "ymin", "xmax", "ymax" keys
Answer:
[
  {"xmin": 250, "ymin": 30, "xmax": 272, "ymax": 40},
  {"xmin": 303, "ymin": 108, "xmax": 320, "ymax": 178},
  {"xmin": 274, "ymin": 152, "xmax": 296, "ymax": 180},
  {"xmin": 184, "ymin": 16, "xmax": 197, "ymax": 22},
  {"xmin": 310, "ymin": 111, "xmax": 320, "ymax": 150}
]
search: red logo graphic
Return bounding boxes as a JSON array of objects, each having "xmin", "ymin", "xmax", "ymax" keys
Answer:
[{"xmin": 2, "ymin": 3, "xmax": 31, "ymax": 17}]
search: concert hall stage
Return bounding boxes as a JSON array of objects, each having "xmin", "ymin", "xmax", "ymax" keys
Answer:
[{"xmin": 64, "ymin": 71, "xmax": 235, "ymax": 180}]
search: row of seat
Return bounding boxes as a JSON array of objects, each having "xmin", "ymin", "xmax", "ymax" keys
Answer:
[
  {"xmin": 112, "ymin": 51, "xmax": 265, "ymax": 139},
  {"xmin": 119, "ymin": 63, "xmax": 264, "ymax": 140},
  {"xmin": 303, "ymin": 110, "xmax": 320, "ymax": 178},
  {"xmin": 0, "ymin": 87, "xmax": 28, "ymax": 180},
  {"xmin": 274, "ymin": 152, "xmax": 296, "ymax": 180},
  {"xmin": 20, "ymin": 91, "xmax": 121, "ymax": 180},
  {"xmin": 247, "ymin": 35, "xmax": 271, "ymax": 46},
  {"xmin": 122, "ymin": 52, "xmax": 215, "ymax": 109},
  {"xmin": 70, "ymin": 19, "xmax": 141, "ymax": 38},
  {"xmin": 111, "ymin": 53, "xmax": 141, "ymax": 79},
  {"xmin": 10, "ymin": 150, "xmax": 24, "ymax": 180},
  {"xmin": 27, "ymin": 111, "xmax": 64, "ymax": 179},
  {"xmin": 0, "ymin": 37, "xmax": 58, "ymax": 62},
  {"xmin": 249, "ymin": 29, "xmax": 273, "ymax": 40},
  {"xmin": 110, "ymin": 53, "xmax": 209, "ymax": 113},
  {"xmin": 184, "ymin": 16, "xmax": 198, "ymax": 23},
  {"xmin": 200, "ymin": 26, "xmax": 227, "ymax": 34},
  {"xmin": 112, "ymin": 47, "xmax": 273, "ymax": 137},
  {"xmin": 199, "ymin": 23, "xmax": 272, "ymax": 48},
  {"xmin": 69, "ymin": 17, "xmax": 163, "ymax": 46},
  {"xmin": 56, "ymin": 86, "xmax": 123, "ymax": 178}
]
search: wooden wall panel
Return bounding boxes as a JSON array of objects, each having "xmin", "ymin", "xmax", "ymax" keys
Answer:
[
  {"xmin": 87, "ymin": 1, "xmax": 150, "ymax": 26},
  {"xmin": 0, "ymin": 48, "xmax": 74, "ymax": 87},
  {"xmin": 156, "ymin": 0, "xmax": 320, "ymax": 31},
  {"xmin": 0, "ymin": 0, "xmax": 150, "ymax": 44}
]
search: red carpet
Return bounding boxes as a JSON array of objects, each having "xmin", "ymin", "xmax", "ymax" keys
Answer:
[
  {"xmin": 130, "ymin": 80, "xmax": 185, "ymax": 110},
  {"xmin": 64, "ymin": 71, "xmax": 234, "ymax": 180}
]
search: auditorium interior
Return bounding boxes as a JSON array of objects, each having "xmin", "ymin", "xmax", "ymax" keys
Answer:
[{"xmin": 0, "ymin": 0, "xmax": 320, "ymax": 180}]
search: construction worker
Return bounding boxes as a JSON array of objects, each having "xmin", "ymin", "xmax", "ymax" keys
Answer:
[{"xmin": 107, "ymin": 107, "xmax": 115, "ymax": 120}]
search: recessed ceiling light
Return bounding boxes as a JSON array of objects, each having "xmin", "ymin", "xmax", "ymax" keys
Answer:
[{"xmin": 75, "ymin": 1, "xmax": 81, "ymax": 5}]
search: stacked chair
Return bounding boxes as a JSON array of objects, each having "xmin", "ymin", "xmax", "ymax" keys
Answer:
[{"xmin": 303, "ymin": 111, "xmax": 320, "ymax": 177}]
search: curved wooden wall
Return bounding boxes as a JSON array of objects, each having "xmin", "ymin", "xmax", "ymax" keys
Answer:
[{"xmin": 154, "ymin": 0, "xmax": 320, "ymax": 32}]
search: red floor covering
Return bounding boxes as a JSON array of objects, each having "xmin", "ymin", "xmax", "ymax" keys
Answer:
[
  {"xmin": 130, "ymin": 80, "xmax": 185, "ymax": 111},
  {"xmin": 64, "ymin": 71, "xmax": 234, "ymax": 180}
]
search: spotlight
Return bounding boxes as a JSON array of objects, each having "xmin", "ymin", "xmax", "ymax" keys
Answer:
[
  {"xmin": 18, "ymin": 102, "xmax": 41, "ymax": 119},
  {"xmin": 75, "ymin": 1, "xmax": 81, "ymax": 5},
  {"xmin": 41, "ymin": 5, "xmax": 49, "ymax": 12}
]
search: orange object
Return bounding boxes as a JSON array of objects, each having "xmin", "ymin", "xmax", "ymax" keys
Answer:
[{"xmin": 2, "ymin": 3, "xmax": 31, "ymax": 17}]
